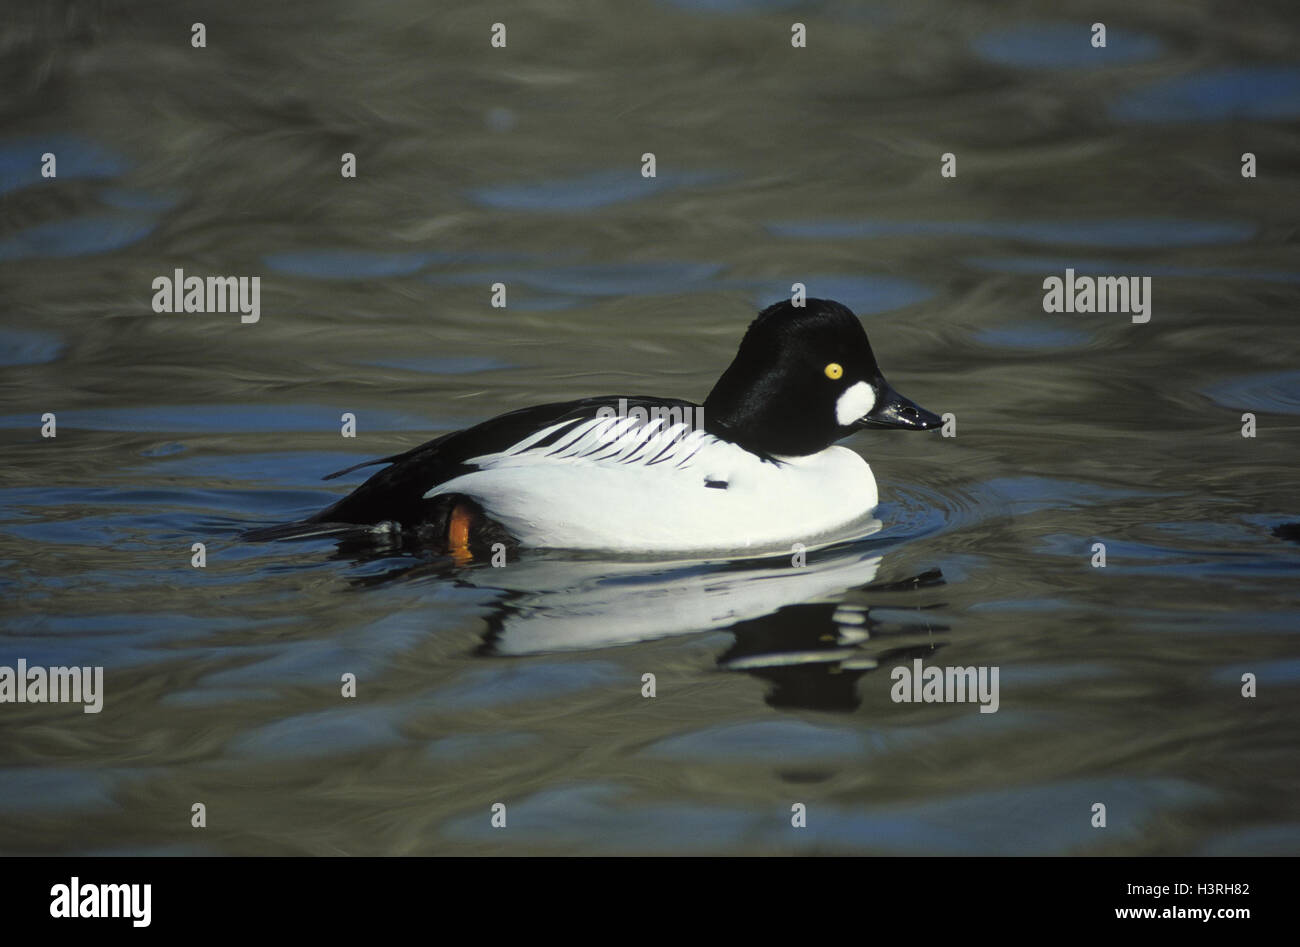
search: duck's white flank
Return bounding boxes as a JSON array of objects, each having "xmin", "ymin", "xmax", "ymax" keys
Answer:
[{"xmin": 424, "ymin": 415, "xmax": 878, "ymax": 552}]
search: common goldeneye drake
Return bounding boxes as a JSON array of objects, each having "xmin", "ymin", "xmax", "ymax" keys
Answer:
[{"xmin": 252, "ymin": 298, "xmax": 941, "ymax": 555}]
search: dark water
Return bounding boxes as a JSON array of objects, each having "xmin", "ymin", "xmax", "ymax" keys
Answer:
[{"xmin": 2, "ymin": 1, "xmax": 1298, "ymax": 855}]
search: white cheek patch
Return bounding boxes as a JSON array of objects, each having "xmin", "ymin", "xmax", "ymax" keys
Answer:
[{"xmin": 835, "ymin": 381, "xmax": 877, "ymax": 426}]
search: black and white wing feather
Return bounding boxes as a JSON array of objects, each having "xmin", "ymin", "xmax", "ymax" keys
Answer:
[{"xmin": 303, "ymin": 396, "xmax": 709, "ymax": 527}]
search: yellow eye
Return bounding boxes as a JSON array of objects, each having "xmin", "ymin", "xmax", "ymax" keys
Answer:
[{"xmin": 824, "ymin": 362, "xmax": 843, "ymax": 380}]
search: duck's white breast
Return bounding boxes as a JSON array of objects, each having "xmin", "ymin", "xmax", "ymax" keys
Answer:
[{"xmin": 426, "ymin": 416, "xmax": 878, "ymax": 552}]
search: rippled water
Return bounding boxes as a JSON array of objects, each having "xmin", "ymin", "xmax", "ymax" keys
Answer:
[{"xmin": 2, "ymin": 1, "xmax": 1298, "ymax": 855}]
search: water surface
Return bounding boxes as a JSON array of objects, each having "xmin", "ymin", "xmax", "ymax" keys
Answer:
[{"xmin": 1, "ymin": 0, "xmax": 1297, "ymax": 855}]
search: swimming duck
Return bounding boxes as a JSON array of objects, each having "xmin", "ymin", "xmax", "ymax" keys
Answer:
[{"xmin": 253, "ymin": 298, "xmax": 941, "ymax": 555}]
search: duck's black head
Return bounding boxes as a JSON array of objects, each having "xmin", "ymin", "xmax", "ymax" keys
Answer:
[{"xmin": 703, "ymin": 298, "xmax": 941, "ymax": 456}]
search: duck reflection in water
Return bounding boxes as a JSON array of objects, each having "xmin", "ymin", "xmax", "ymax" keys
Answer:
[{"xmin": 335, "ymin": 521, "xmax": 949, "ymax": 713}]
